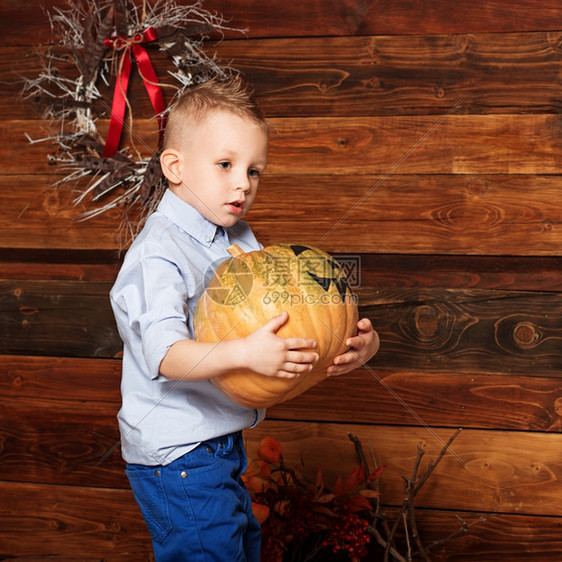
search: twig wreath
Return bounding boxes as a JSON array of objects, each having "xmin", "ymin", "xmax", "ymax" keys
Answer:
[{"xmin": 23, "ymin": 0, "xmax": 243, "ymax": 245}]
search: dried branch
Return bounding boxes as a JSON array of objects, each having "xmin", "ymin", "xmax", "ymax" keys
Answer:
[
  {"xmin": 349, "ymin": 429, "xmax": 478, "ymax": 561},
  {"xmin": 84, "ymin": 5, "xmax": 114, "ymax": 82},
  {"xmin": 113, "ymin": 0, "xmax": 129, "ymax": 36},
  {"xmin": 348, "ymin": 432, "xmax": 402, "ymax": 561},
  {"xmin": 426, "ymin": 514, "xmax": 489, "ymax": 553},
  {"xmin": 414, "ymin": 428, "xmax": 462, "ymax": 496},
  {"xmin": 139, "ymin": 151, "xmax": 164, "ymax": 201},
  {"xmin": 22, "ymin": 0, "xmax": 245, "ymax": 250},
  {"xmin": 348, "ymin": 432, "xmax": 369, "ymax": 472},
  {"xmin": 402, "ymin": 445, "xmax": 430, "ymax": 560},
  {"xmin": 369, "ymin": 521, "xmax": 407, "ymax": 562}
]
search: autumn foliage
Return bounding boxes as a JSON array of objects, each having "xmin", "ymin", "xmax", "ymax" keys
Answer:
[{"xmin": 243, "ymin": 436, "xmax": 385, "ymax": 561}]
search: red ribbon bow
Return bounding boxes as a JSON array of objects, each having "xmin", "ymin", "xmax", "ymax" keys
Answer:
[{"xmin": 103, "ymin": 27, "xmax": 166, "ymax": 157}]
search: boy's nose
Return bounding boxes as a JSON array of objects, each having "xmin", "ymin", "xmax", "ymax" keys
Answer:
[{"xmin": 233, "ymin": 174, "xmax": 251, "ymax": 191}]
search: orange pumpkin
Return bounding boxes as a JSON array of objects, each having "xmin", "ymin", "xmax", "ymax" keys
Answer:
[{"xmin": 193, "ymin": 243, "xmax": 359, "ymax": 408}]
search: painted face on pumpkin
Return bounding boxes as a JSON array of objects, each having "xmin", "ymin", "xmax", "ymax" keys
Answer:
[
  {"xmin": 289, "ymin": 244, "xmax": 353, "ymax": 303},
  {"xmin": 171, "ymin": 109, "xmax": 268, "ymax": 227}
]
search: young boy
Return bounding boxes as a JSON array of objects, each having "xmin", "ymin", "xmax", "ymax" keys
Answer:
[{"xmin": 110, "ymin": 77, "xmax": 380, "ymax": 561}]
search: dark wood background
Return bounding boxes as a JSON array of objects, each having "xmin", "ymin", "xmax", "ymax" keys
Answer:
[{"xmin": 1, "ymin": 0, "xmax": 562, "ymax": 560}]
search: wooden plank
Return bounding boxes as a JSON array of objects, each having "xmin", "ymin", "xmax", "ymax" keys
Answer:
[
  {"xmin": 251, "ymin": 218, "xmax": 562, "ymax": 255},
  {"xmin": 9, "ymin": 31, "xmax": 562, "ymax": 120},
  {"xmin": 0, "ymin": 395, "xmax": 125, "ymax": 488},
  {"xmin": 268, "ymin": 368, "xmax": 562, "ymax": 432},
  {"xmin": 393, "ymin": 510, "xmax": 562, "ymax": 560},
  {"xmin": 4, "ymin": 355, "xmax": 562, "ymax": 431},
  {"xmin": 4, "ymin": 0, "xmax": 562, "ymax": 49},
  {"xmin": 266, "ymin": 114, "xmax": 562, "ymax": 176},
  {"xmin": 361, "ymin": 287, "xmax": 562, "ymax": 374},
  {"xmin": 4, "ymin": 395, "xmax": 562, "ymax": 516},
  {"xmin": 252, "ymin": 174, "xmax": 562, "ymax": 224},
  {"xmin": 2, "ymin": 482, "xmax": 562, "ymax": 561},
  {"xmin": 202, "ymin": 0, "xmax": 562, "ymax": 36},
  {"xmin": 0, "ymin": 255, "xmax": 119, "ymax": 282},
  {"xmin": 0, "ymin": 355, "xmax": 121, "ymax": 403},
  {"xmin": 0, "ymin": 175, "xmax": 127, "ymax": 252},
  {"xmin": 0, "ymin": 481, "xmax": 152, "ymax": 561},
  {"xmin": 6, "ymin": 114, "xmax": 562, "ymax": 175},
  {"xmin": 3, "ymin": 279, "xmax": 561, "ymax": 375},
  {"xmin": 354, "ymin": 253, "xmax": 562, "ymax": 292},
  {"xmin": 252, "ymin": 173, "xmax": 562, "ymax": 254},
  {"xmin": 2, "ymin": 170, "xmax": 562, "ymax": 254},
  {"xmin": 0, "ymin": 279, "xmax": 121, "ymax": 358},
  {"xmin": 10, "ymin": 215, "xmax": 547, "ymax": 257},
  {"xmin": 2, "ymin": 252, "xmax": 562, "ymax": 292},
  {"xmin": 243, "ymin": 420, "xmax": 562, "ymax": 517},
  {"xmin": 0, "ymin": 554, "xmax": 104, "ymax": 562},
  {"xmin": 220, "ymin": 32, "xmax": 562, "ymax": 117}
]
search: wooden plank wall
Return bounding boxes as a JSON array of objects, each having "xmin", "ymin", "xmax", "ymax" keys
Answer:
[{"xmin": 1, "ymin": 0, "xmax": 562, "ymax": 559}]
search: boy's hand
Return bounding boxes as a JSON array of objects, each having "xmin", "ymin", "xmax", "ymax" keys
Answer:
[
  {"xmin": 243, "ymin": 311, "xmax": 318, "ymax": 378},
  {"xmin": 326, "ymin": 318, "xmax": 380, "ymax": 377}
]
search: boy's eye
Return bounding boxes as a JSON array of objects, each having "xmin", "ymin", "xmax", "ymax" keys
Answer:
[
  {"xmin": 248, "ymin": 168, "xmax": 260, "ymax": 178},
  {"xmin": 218, "ymin": 161, "xmax": 231, "ymax": 170}
]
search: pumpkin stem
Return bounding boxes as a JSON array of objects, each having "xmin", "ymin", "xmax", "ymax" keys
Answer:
[{"xmin": 227, "ymin": 244, "xmax": 245, "ymax": 257}]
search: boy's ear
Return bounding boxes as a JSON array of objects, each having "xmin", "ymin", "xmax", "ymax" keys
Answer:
[{"xmin": 160, "ymin": 148, "xmax": 182, "ymax": 186}]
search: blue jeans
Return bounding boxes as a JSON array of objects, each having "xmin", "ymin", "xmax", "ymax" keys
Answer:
[{"xmin": 125, "ymin": 432, "xmax": 261, "ymax": 561}]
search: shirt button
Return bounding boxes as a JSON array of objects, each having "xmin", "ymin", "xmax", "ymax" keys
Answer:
[
  {"xmin": 206, "ymin": 235, "xmax": 212, "ymax": 243},
  {"xmin": 180, "ymin": 471, "xmax": 188, "ymax": 479}
]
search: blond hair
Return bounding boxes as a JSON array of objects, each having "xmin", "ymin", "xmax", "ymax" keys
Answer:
[{"xmin": 162, "ymin": 76, "xmax": 269, "ymax": 149}]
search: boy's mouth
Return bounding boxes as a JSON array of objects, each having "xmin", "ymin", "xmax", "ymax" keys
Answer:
[{"xmin": 227, "ymin": 199, "xmax": 245, "ymax": 215}]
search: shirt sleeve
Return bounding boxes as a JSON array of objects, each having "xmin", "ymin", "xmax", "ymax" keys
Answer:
[{"xmin": 111, "ymin": 245, "xmax": 192, "ymax": 380}]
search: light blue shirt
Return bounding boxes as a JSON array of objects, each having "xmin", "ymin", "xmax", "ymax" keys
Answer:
[{"xmin": 110, "ymin": 189, "xmax": 265, "ymax": 466}]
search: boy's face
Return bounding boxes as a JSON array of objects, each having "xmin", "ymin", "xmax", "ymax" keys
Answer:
[{"xmin": 166, "ymin": 109, "xmax": 268, "ymax": 228}]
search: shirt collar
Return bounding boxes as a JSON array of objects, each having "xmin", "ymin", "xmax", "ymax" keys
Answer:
[{"xmin": 157, "ymin": 189, "xmax": 226, "ymax": 247}]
